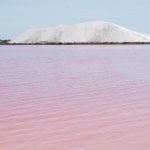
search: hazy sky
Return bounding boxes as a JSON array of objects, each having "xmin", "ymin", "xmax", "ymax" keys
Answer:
[{"xmin": 0, "ymin": 0, "xmax": 150, "ymax": 39}]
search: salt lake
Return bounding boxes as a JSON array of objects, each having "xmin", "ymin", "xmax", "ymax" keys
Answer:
[{"xmin": 0, "ymin": 45, "xmax": 150, "ymax": 150}]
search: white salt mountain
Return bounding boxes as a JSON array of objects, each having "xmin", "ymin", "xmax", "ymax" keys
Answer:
[{"xmin": 11, "ymin": 21, "xmax": 150, "ymax": 43}]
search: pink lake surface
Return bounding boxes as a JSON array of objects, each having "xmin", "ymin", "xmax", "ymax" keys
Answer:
[{"xmin": 0, "ymin": 45, "xmax": 150, "ymax": 150}]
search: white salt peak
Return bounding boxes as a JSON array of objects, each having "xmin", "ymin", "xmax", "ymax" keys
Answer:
[{"xmin": 11, "ymin": 21, "xmax": 150, "ymax": 43}]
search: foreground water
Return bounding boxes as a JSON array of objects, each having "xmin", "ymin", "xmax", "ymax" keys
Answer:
[{"xmin": 0, "ymin": 45, "xmax": 150, "ymax": 150}]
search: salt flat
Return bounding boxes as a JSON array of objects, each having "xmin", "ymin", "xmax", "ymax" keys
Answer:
[{"xmin": 0, "ymin": 45, "xmax": 150, "ymax": 150}]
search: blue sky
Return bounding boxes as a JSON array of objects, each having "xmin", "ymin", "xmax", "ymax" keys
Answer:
[{"xmin": 0, "ymin": 0, "xmax": 150, "ymax": 39}]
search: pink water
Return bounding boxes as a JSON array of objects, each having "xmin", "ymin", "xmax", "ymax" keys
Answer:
[{"xmin": 0, "ymin": 45, "xmax": 150, "ymax": 150}]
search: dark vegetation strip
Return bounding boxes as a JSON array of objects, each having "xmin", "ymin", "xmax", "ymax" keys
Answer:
[{"xmin": 1, "ymin": 42, "xmax": 150, "ymax": 45}]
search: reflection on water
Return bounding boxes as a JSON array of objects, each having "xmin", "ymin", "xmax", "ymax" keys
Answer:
[{"xmin": 0, "ymin": 45, "xmax": 150, "ymax": 150}]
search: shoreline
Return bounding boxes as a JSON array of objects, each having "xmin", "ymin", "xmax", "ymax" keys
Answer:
[{"xmin": 1, "ymin": 42, "xmax": 150, "ymax": 45}]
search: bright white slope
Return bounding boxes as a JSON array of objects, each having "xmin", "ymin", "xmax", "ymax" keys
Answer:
[{"xmin": 11, "ymin": 21, "xmax": 150, "ymax": 43}]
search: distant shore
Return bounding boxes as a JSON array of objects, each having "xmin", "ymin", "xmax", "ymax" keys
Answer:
[{"xmin": 1, "ymin": 42, "xmax": 150, "ymax": 45}]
